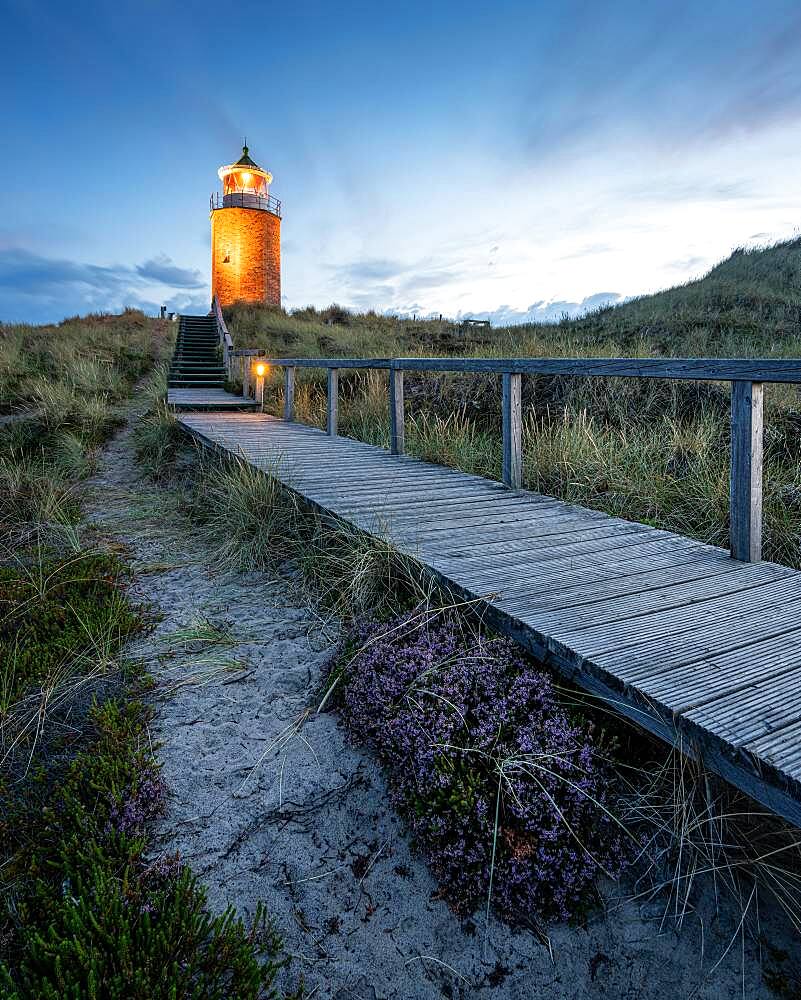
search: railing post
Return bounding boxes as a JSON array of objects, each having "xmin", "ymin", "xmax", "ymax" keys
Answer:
[
  {"xmin": 389, "ymin": 367, "xmax": 405, "ymax": 455},
  {"xmin": 730, "ymin": 380, "xmax": 764, "ymax": 562},
  {"xmin": 327, "ymin": 368, "xmax": 339, "ymax": 436},
  {"xmin": 502, "ymin": 372, "xmax": 522, "ymax": 489},
  {"xmin": 284, "ymin": 366, "xmax": 296, "ymax": 421},
  {"xmin": 242, "ymin": 357, "xmax": 251, "ymax": 400}
]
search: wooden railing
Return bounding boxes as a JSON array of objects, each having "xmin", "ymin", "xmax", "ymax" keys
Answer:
[
  {"xmin": 210, "ymin": 191, "xmax": 283, "ymax": 217},
  {"xmin": 210, "ymin": 296, "xmax": 234, "ymax": 368},
  {"xmin": 225, "ymin": 351, "xmax": 801, "ymax": 564}
]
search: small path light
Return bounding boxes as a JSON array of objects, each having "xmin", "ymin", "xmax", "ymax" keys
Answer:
[{"xmin": 254, "ymin": 361, "xmax": 267, "ymax": 407}]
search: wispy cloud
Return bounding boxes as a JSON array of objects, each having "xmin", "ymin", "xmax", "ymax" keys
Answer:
[
  {"xmin": 624, "ymin": 178, "xmax": 754, "ymax": 204},
  {"xmin": 336, "ymin": 258, "xmax": 405, "ymax": 283},
  {"xmin": 667, "ymin": 255, "xmax": 709, "ymax": 273},
  {"xmin": 0, "ymin": 248, "xmax": 208, "ymax": 324},
  {"xmin": 135, "ymin": 254, "xmax": 204, "ymax": 288},
  {"xmin": 331, "ymin": 254, "xmax": 475, "ymax": 309},
  {"xmin": 518, "ymin": 3, "xmax": 801, "ymax": 158}
]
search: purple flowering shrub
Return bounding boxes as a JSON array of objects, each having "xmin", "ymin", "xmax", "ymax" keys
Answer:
[
  {"xmin": 332, "ymin": 614, "xmax": 630, "ymax": 923},
  {"xmin": 106, "ymin": 765, "xmax": 167, "ymax": 836}
]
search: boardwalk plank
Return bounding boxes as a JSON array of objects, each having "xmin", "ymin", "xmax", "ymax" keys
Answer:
[
  {"xmin": 560, "ymin": 574, "xmax": 801, "ymax": 659},
  {"xmin": 651, "ymin": 629, "xmax": 801, "ymax": 712},
  {"xmin": 531, "ymin": 561, "xmax": 793, "ymax": 632},
  {"xmin": 683, "ymin": 661, "xmax": 801, "ymax": 745}
]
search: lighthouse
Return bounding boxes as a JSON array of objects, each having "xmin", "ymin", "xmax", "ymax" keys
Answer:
[{"xmin": 210, "ymin": 144, "xmax": 281, "ymax": 307}]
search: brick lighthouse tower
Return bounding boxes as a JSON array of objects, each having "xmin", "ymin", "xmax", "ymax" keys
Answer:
[{"xmin": 210, "ymin": 144, "xmax": 281, "ymax": 307}]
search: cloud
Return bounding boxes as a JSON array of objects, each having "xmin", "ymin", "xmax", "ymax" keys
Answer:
[
  {"xmin": 558, "ymin": 243, "xmax": 615, "ymax": 261},
  {"xmin": 0, "ymin": 248, "xmax": 208, "ymax": 324},
  {"xmin": 345, "ymin": 284, "xmax": 396, "ymax": 309},
  {"xmin": 135, "ymin": 254, "xmax": 204, "ymax": 288},
  {"xmin": 668, "ymin": 255, "xmax": 709, "ymax": 273},
  {"xmin": 336, "ymin": 258, "xmax": 404, "ymax": 283},
  {"xmin": 579, "ymin": 292, "xmax": 623, "ymax": 311},
  {"xmin": 397, "ymin": 268, "xmax": 458, "ymax": 294},
  {"xmin": 461, "ymin": 292, "xmax": 625, "ymax": 327},
  {"xmin": 625, "ymin": 178, "xmax": 754, "ymax": 204},
  {"xmin": 331, "ymin": 254, "xmax": 468, "ymax": 306}
]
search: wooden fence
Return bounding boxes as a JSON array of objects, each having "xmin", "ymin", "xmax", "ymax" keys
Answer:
[{"xmin": 210, "ymin": 303, "xmax": 800, "ymax": 565}]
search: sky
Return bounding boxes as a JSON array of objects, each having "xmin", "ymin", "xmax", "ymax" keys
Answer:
[{"xmin": 1, "ymin": 0, "xmax": 801, "ymax": 325}]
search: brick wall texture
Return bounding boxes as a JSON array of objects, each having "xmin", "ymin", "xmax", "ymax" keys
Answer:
[{"xmin": 211, "ymin": 207, "xmax": 281, "ymax": 306}]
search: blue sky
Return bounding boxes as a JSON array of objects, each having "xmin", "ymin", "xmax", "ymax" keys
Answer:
[{"xmin": 2, "ymin": 0, "xmax": 801, "ymax": 324}]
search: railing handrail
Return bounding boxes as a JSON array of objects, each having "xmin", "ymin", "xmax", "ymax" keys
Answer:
[
  {"xmin": 230, "ymin": 355, "xmax": 801, "ymax": 383},
  {"xmin": 227, "ymin": 349, "xmax": 801, "ymax": 564},
  {"xmin": 210, "ymin": 296, "xmax": 234, "ymax": 363},
  {"xmin": 209, "ymin": 191, "xmax": 282, "ymax": 217}
]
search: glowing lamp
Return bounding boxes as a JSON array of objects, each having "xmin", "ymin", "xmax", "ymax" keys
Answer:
[
  {"xmin": 255, "ymin": 362, "xmax": 266, "ymax": 377},
  {"xmin": 217, "ymin": 145, "xmax": 273, "ymax": 196}
]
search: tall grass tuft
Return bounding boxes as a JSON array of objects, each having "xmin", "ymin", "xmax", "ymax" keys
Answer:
[
  {"xmin": 186, "ymin": 453, "xmax": 304, "ymax": 571},
  {"xmin": 622, "ymin": 740, "xmax": 801, "ymax": 940},
  {"xmin": 0, "ymin": 453, "xmax": 83, "ymax": 549},
  {"xmin": 133, "ymin": 401, "xmax": 184, "ymax": 479},
  {"xmin": 171, "ymin": 449, "xmax": 434, "ymax": 619}
]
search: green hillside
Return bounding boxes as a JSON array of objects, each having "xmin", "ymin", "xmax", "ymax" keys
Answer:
[
  {"xmin": 225, "ymin": 238, "xmax": 801, "ymax": 361},
  {"xmin": 542, "ymin": 239, "xmax": 801, "ymax": 355}
]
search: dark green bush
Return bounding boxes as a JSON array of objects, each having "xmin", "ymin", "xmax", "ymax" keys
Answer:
[{"xmin": 0, "ymin": 699, "xmax": 290, "ymax": 1000}]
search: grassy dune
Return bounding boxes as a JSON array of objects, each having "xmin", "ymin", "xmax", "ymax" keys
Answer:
[
  {"xmin": 0, "ymin": 312, "xmax": 295, "ymax": 999},
  {"xmin": 225, "ymin": 239, "xmax": 801, "ymax": 566}
]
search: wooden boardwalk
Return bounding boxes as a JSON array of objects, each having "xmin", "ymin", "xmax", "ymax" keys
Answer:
[
  {"xmin": 168, "ymin": 387, "xmax": 259, "ymax": 410},
  {"xmin": 173, "ymin": 395, "xmax": 801, "ymax": 827}
]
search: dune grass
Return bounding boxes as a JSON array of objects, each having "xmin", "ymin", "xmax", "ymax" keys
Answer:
[{"xmin": 179, "ymin": 448, "xmax": 435, "ymax": 620}]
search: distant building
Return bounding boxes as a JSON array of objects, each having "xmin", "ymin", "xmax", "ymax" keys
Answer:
[{"xmin": 210, "ymin": 144, "xmax": 281, "ymax": 307}]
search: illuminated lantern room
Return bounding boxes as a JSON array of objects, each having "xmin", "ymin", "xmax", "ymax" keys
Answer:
[
  {"xmin": 210, "ymin": 141, "xmax": 282, "ymax": 308},
  {"xmin": 218, "ymin": 145, "xmax": 273, "ymax": 200}
]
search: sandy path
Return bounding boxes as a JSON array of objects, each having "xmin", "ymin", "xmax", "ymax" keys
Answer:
[{"xmin": 84, "ymin": 404, "xmax": 788, "ymax": 1000}]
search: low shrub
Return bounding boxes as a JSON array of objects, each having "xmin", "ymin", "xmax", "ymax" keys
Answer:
[
  {"xmin": 0, "ymin": 699, "xmax": 291, "ymax": 999},
  {"xmin": 329, "ymin": 613, "xmax": 631, "ymax": 924}
]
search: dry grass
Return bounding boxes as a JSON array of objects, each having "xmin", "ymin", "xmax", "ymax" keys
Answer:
[
  {"xmin": 181, "ymin": 448, "xmax": 435, "ymax": 621},
  {"xmin": 623, "ymin": 740, "xmax": 801, "ymax": 950},
  {"xmin": 0, "ymin": 309, "xmax": 168, "ymax": 773}
]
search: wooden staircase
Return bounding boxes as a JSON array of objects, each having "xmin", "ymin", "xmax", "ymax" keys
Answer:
[
  {"xmin": 167, "ymin": 313, "xmax": 260, "ymax": 410},
  {"xmin": 169, "ymin": 315, "xmax": 227, "ymax": 389}
]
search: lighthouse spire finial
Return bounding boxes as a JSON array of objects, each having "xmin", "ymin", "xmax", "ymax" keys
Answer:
[{"xmin": 243, "ymin": 136, "xmax": 248, "ymax": 156}]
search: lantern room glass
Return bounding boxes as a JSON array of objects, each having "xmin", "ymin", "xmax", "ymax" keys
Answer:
[{"xmin": 223, "ymin": 169, "xmax": 269, "ymax": 197}]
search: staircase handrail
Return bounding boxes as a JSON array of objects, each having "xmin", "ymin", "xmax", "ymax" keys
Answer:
[{"xmin": 211, "ymin": 296, "xmax": 234, "ymax": 371}]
